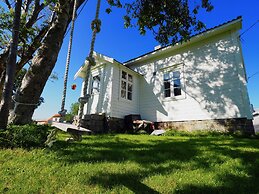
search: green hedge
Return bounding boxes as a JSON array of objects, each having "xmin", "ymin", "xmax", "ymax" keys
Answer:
[{"xmin": 0, "ymin": 124, "xmax": 51, "ymax": 148}]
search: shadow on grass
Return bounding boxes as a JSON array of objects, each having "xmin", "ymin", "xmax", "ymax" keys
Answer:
[
  {"xmin": 89, "ymin": 171, "xmax": 160, "ymax": 194},
  {"xmin": 51, "ymin": 135, "xmax": 259, "ymax": 193}
]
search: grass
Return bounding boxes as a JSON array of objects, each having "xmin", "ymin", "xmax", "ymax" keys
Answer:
[{"xmin": 1, "ymin": 132, "xmax": 259, "ymax": 193}]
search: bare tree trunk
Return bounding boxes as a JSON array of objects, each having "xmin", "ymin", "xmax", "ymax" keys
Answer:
[
  {"xmin": 10, "ymin": 0, "xmax": 85, "ymax": 124},
  {"xmin": 0, "ymin": 0, "xmax": 22, "ymax": 129}
]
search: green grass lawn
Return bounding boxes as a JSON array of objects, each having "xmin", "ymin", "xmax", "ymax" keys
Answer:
[{"xmin": 1, "ymin": 132, "xmax": 259, "ymax": 193}]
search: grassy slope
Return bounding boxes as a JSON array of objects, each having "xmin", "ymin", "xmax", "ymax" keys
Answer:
[{"xmin": 0, "ymin": 133, "xmax": 259, "ymax": 193}]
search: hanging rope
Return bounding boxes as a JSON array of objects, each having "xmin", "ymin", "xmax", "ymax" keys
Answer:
[
  {"xmin": 12, "ymin": 96, "xmax": 39, "ymax": 106},
  {"xmin": 46, "ymin": 0, "xmax": 102, "ymax": 146},
  {"xmin": 59, "ymin": 0, "xmax": 78, "ymax": 116},
  {"xmin": 45, "ymin": 0, "xmax": 79, "ymax": 147},
  {"xmin": 78, "ymin": 0, "xmax": 101, "ymax": 128}
]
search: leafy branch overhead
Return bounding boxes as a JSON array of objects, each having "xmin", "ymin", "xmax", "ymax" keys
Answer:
[{"xmin": 107, "ymin": 0, "xmax": 213, "ymax": 45}]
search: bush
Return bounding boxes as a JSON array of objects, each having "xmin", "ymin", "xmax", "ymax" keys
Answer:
[{"xmin": 0, "ymin": 124, "xmax": 51, "ymax": 149}]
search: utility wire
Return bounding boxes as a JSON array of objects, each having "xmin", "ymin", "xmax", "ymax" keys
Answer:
[
  {"xmin": 248, "ymin": 71, "xmax": 259, "ymax": 80},
  {"xmin": 239, "ymin": 20, "xmax": 259, "ymax": 38},
  {"xmin": 238, "ymin": 20, "xmax": 259, "ymax": 81},
  {"xmin": 64, "ymin": 0, "xmax": 89, "ymax": 38}
]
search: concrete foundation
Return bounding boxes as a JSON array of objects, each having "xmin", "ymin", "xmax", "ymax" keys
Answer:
[
  {"xmin": 81, "ymin": 114, "xmax": 254, "ymax": 135},
  {"xmin": 155, "ymin": 118, "xmax": 255, "ymax": 134}
]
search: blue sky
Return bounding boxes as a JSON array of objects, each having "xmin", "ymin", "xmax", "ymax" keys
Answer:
[{"xmin": 33, "ymin": 0, "xmax": 259, "ymax": 119}]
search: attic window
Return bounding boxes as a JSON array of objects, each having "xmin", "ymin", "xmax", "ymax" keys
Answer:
[
  {"xmin": 163, "ymin": 70, "xmax": 182, "ymax": 98},
  {"xmin": 121, "ymin": 70, "xmax": 133, "ymax": 100}
]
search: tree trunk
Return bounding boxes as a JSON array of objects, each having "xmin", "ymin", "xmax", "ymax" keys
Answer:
[
  {"xmin": 0, "ymin": 48, "xmax": 10, "ymax": 98},
  {"xmin": 0, "ymin": 71, "xmax": 6, "ymax": 98},
  {"xmin": 10, "ymin": 0, "xmax": 85, "ymax": 124},
  {"xmin": 0, "ymin": 0, "xmax": 22, "ymax": 129}
]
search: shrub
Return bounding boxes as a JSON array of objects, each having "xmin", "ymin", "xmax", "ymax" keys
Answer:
[{"xmin": 0, "ymin": 124, "xmax": 51, "ymax": 149}]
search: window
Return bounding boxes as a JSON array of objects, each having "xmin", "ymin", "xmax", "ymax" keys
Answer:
[
  {"xmin": 91, "ymin": 75, "xmax": 100, "ymax": 94},
  {"xmin": 121, "ymin": 70, "xmax": 133, "ymax": 100},
  {"xmin": 163, "ymin": 70, "xmax": 182, "ymax": 98}
]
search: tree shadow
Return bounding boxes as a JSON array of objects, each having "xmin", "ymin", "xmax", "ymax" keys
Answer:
[
  {"xmin": 52, "ymin": 135, "xmax": 197, "ymax": 164},
  {"xmin": 51, "ymin": 135, "xmax": 259, "ymax": 193},
  {"xmin": 130, "ymin": 30, "xmax": 252, "ymax": 130}
]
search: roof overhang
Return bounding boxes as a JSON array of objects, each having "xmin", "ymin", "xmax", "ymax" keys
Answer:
[
  {"xmin": 74, "ymin": 52, "xmax": 143, "ymax": 79},
  {"xmin": 74, "ymin": 52, "xmax": 115, "ymax": 79},
  {"xmin": 124, "ymin": 17, "xmax": 242, "ymax": 66}
]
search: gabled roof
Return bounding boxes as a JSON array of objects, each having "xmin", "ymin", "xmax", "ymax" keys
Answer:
[
  {"xmin": 124, "ymin": 16, "xmax": 242, "ymax": 66},
  {"xmin": 75, "ymin": 16, "xmax": 242, "ymax": 78},
  {"xmin": 52, "ymin": 114, "xmax": 61, "ymax": 118},
  {"xmin": 74, "ymin": 52, "xmax": 143, "ymax": 79},
  {"xmin": 74, "ymin": 52, "xmax": 114, "ymax": 79}
]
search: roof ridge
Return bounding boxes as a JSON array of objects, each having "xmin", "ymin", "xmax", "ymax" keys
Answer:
[{"xmin": 124, "ymin": 16, "xmax": 242, "ymax": 64}]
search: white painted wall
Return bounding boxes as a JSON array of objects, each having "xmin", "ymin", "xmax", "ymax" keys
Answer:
[
  {"xmin": 110, "ymin": 64, "xmax": 140, "ymax": 118},
  {"xmin": 82, "ymin": 62, "xmax": 140, "ymax": 119},
  {"xmin": 80, "ymin": 22, "xmax": 252, "ymax": 123},
  {"xmin": 82, "ymin": 64, "xmax": 113, "ymax": 116},
  {"xmin": 129, "ymin": 30, "xmax": 252, "ymax": 122}
]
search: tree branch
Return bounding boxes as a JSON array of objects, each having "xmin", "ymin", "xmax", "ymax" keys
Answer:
[
  {"xmin": 25, "ymin": 0, "xmax": 46, "ymax": 29},
  {"xmin": 16, "ymin": 25, "xmax": 49, "ymax": 73},
  {"xmin": 4, "ymin": 0, "xmax": 12, "ymax": 10},
  {"xmin": 24, "ymin": 0, "xmax": 33, "ymax": 13}
]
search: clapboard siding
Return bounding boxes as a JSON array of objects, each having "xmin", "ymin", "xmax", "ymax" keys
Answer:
[
  {"xmin": 80, "ymin": 19, "xmax": 252, "ymax": 123},
  {"xmin": 110, "ymin": 64, "xmax": 140, "ymax": 118},
  {"xmin": 129, "ymin": 30, "xmax": 252, "ymax": 122},
  {"xmin": 83, "ymin": 64, "xmax": 113, "ymax": 116}
]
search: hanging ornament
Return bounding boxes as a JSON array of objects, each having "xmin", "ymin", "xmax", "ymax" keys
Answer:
[{"xmin": 71, "ymin": 84, "xmax": 77, "ymax": 90}]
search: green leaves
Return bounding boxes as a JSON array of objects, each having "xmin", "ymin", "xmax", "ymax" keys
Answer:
[
  {"xmin": 0, "ymin": 124, "xmax": 50, "ymax": 148},
  {"xmin": 105, "ymin": 8, "xmax": 112, "ymax": 14},
  {"xmin": 123, "ymin": 15, "xmax": 131, "ymax": 28},
  {"xmin": 108, "ymin": 0, "xmax": 214, "ymax": 46}
]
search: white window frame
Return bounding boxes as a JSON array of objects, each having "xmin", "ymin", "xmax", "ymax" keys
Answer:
[
  {"xmin": 91, "ymin": 74, "xmax": 101, "ymax": 95},
  {"xmin": 161, "ymin": 64, "xmax": 185, "ymax": 100},
  {"xmin": 120, "ymin": 70, "xmax": 133, "ymax": 101}
]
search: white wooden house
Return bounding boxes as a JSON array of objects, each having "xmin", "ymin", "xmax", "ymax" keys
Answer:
[{"xmin": 75, "ymin": 16, "xmax": 254, "ymax": 133}]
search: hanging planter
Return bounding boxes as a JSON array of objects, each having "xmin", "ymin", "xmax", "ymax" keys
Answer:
[{"xmin": 71, "ymin": 84, "xmax": 77, "ymax": 90}]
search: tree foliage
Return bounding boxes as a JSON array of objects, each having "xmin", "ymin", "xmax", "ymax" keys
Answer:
[
  {"xmin": 64, "ymin": 102, "xmax": 79, "ymax": 123},
  {"xmin": 107, "ymin": 0, "xmax": 213, "ymax": 45},
  {"xmin": 70, "ymin": 102, "xmax": 80, "ymax": 116},
  {"xmin": 0, "ymin": 0, "xmax": 56, "ymax": 100},
  {"xmin": 0, "ymin": 0, "xmax": 53, "ymax": 55}
]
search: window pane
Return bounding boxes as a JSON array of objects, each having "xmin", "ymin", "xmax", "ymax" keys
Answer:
[
  {"xmin": 92, "ymin": 75, "xmax": 100, "ymax": 93},
  {"xmin": 128, "ymin": 74, "xmax": 133, "ymax": 82},
  {"xmin": 121, "ymin": 81, "xmax": 126, "ymax": 90},
  {"xmin": 173, "ymin": 79, "xmax": 181, "ymax": 88},
  {"xmin": 173, "ymin": 71, "xmax": 180, "ymax": 79},
  {"xmin": 165, "ymin": 89, "xmax": 171, "ymax": 97},
  {"xmin": 128, "ymin": 83, "xmax": 133, "ymax": 92},
  {"xmin": 164, "ymin": 81, "xmax": 170, "ymax": 90},
  {"xmin": 128, "ymin": 92, "xmax": 132, "ymax": 100},
  {"xmin": 163, "ymin": 73, "xmax": 169, "ymax": 81},
  {"xmin": 121, "ymin": 90, "xmax": 126, "ymax": 98},
  {"xmin": 174, "ymin": 88, "xmax": 181, "ymax": 96},
  {"xmin": 121, "ymin": 71, "xmax": 133, "ymax": 101},
  {"xmin": 122, "ymin": 71, "xmax": 127, "ymax": 79},
  {"xmin": 93, "ymin": 75, "xmax": 100, "ymax": 81}
]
